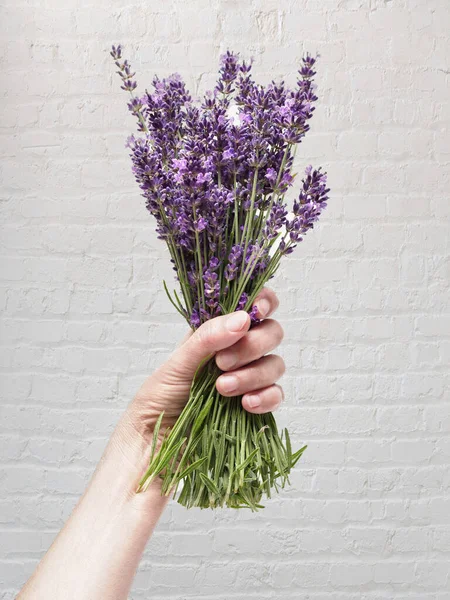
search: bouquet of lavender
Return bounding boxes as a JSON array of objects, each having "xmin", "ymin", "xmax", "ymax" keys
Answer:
[{"xmin": 111, "ymin": 46, "xmax": 329, "ymax": 510}]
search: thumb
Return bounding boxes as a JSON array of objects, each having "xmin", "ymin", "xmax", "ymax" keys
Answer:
[{"xmin": 165, "ymin": 311, "xmax": 250, "ymax": 378}]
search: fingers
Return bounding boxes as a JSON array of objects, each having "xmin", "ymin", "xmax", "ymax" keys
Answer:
[
  {"xmin": 213, "ymin": 288, "xmax": 284, "ymax": 415},
  {"xmin": 166, "ymin": 287, "xmax": 279, "ymax": 377},
  {"xmin": 166, "ymin": 311, "xmax": 250, "ymax": 377},
  {"xmin": 253, "ymin": 287, "xmax": 279, "ymax": 320},
  {"xmin": 242, "ymin": 384, "xmax": 284, "ymax": 414},
  {"xmin": 179, "ymin": 287, "xmax": 278, "ymax": 350},
  {"xmin": 215, "ymin": 318, "xmax": 284, "ymax": 371},
  {"xmin": 216, "ymin": 354, "xmax": 285, "ymax": 398}
]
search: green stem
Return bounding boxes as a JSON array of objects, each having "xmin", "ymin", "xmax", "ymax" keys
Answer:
[{"xmin": 240, "ymin": 167, "xmax": 259, "ymax": 269}]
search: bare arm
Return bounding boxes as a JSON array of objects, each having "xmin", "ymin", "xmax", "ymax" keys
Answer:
[{"xmin": 18, "ymin": 415, "xmax": 170, "ymax": 600}]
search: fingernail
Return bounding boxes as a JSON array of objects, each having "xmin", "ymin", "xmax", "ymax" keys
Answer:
[
  {"xmin": 258, "ymin": 299, "xmax": 270, "ymax": 317},
  {"xmin": 246, "ymin": 395, "xmax": 261, "ymax": 409},
  {"xmin": 226, "ymin": 311, "xmax": 249, "ymax": 332},
  {"xmin": 219, "ymin": 375, "xmax": 238, "ymax": 393},
  {"xmin": 218, "ymin": 351, "xmax": 237, "ymax": 370}
]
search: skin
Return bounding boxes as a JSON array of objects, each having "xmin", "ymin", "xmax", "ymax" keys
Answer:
[{"xmin": 18, "ymin": 288, "xmax": 285, "ymax": 600}]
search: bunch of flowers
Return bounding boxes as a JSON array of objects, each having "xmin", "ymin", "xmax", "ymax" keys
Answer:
[{"xmin": 111, "ymin": 45, "xmax": 329, "ymax": 510}]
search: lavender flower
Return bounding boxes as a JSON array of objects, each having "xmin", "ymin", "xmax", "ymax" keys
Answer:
[
  {"xmin": 110, "ymin": 45, "xmax": 138, "ymax": 93},
  {"xmin": 116, "ymin": 48, "xmax": 328, "ymax": 325},
  {"xmin": 285, "ymin": 166, "xmax": 330, "ymax": 251},
  {"xmin": 236, "ymin": 292, "xmax": 248, "ymax": 311},
  {"xmin": 249, "ymin": 304, "xmax": 260, "ymax": 324},
  {"xmin": 203, "ymin": 258, "xmax": 221, "ymax": 315},
  {"xmin": 224, "ymin": 245, "xmax": 243, "ymax": 282}
]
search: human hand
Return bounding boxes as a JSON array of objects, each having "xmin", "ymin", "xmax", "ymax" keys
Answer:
[
  {"xmin": 18, "ymin": 289, "xmax": 286, "ymax": 600},
  {"xmin": 128, "ymin": 288, "xmax": 285, "ymax": 439}
]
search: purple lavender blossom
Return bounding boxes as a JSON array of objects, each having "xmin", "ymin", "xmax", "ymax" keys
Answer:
[
  {"xmin": 203, "ymin": 258, "xmax": 221, "ymax": 315},
  {"xmin": 113, "ymin": 47, "xmax": 329, "ymax": 329},
  {"xmin": 264, "ymin": 200, "xmax": 288, "ymax": 240},
  {"xmin": 265, "ymin": 168, "xmax": 277, "ymax": 183},
  {"xmin": 190, "ymin": 305, "xmax": 201, "ymax": 329},
  {"xmin": 285, "ymin": 166, "xmax": 329, "ymax": 252},
  {"xmin": 249, "ymin": 305, "xmax": 260, "ymax": 325},
  {"xmin": 225, "ymin": 245, "xmax": 243, "ymax": 282},
  {"xmin": 236, "ymin": 292, "xmax": 248, "ymax": 311},
  {"xmin": 110, "ymin": 45, "xmax": 138, "ymax": 93}
]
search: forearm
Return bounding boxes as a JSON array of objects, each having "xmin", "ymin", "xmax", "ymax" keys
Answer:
[{"xmin": 18, "ymin": 410, "xmax": 168, "ymax": 600}]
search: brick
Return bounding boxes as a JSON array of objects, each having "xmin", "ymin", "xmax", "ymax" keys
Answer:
[
  {"xmin": 346, "ymin": 440, "xmax": 390, "ymax": 464},
  {"xmin": 377, "ymin": 406, "xmax": 424, "ymax": 434},
  {"xmin": 416, "ymin": 316, "xmax": 450, "ymax": 338},
  {"xmin": 391, "ymin": 528, "xmax": 430, "ymax": 553},
  {"xmin": 391, "ymin": 440, "xmax": 435, "ymax": 464},
  {"xmin": 330, "ymin": 563, "xmax": 373, "ymax": 586},
  {"xmin": 337, "ymin": 131, "xmax": 377, "ymax": 158},
  {"xmin": 414, "ymin": 561, "xmax": 450, "ymax": 589},
  {"xmin": 213, "ymin": 529, "xmax": 261, "ymax": 554},
  {"xmin": 374, "ymin": 561, "xmax": 415, "ymax": 584},
  {"xmin": 346, "ymin": 527, "xmax": 389, "ymax": 554},
  {"xmin": 432, "ymin": 527, "xmax": 450, "ymax": 552}
]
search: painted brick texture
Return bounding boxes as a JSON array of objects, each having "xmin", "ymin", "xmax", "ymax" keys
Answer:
[{"xmin": 1, "ymin": 0, "xmax": 449, "ymax": 598}]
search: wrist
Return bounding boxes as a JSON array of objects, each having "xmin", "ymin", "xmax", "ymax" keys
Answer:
[
  {"xmin": 105, "ymin": 410, "xmax": 159, "ymax": 493},
  {"xmin": 84, "ymin": 406, "xmax": 169, "ymax": 514}
]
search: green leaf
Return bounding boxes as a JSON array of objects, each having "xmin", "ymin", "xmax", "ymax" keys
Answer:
[
  {"xmin": 213, "ymin": 429, "xmax": 236, "ymax": 443},
  {"xmin": 202, "ymin": 419, "xmax": 209, "ymax": 465},
  {"xmin": 177, "ymin": 478, "xmax": 190, "ymax": 506},
  {"xmin": 200, "ymin": 473, "xmax": 220, "ymax": 497},
  {"xmin": 244, "ymin": 469, "xmax": 257, "ymax": 482},
  {"xmin": 163, "ymin": 280, "xmax": 186, "ymax": 319},
  {"xmin": 291, "ymin": 444, "xmax": 307, "ymax": 468},
  {"xmin": 190, "ymin": 395, "xmax": 214, "ymax": 438},
  {"xmin": 155, "ymin": 437, "xmax": 187, "ymax": 476},
  {"xmin": 285, "ymin": 428, "xmax": 292, "ymax": 466},
  {"xmin": 231, "ymin": 448, "xmax": 259, "ymax": 477},
  {"xmin": 178, "ymin": 456, "xmax": 208, "ymax": 481},
  {"xmin": 172, "ymin": 288, "xmax": 185, "ymax": 312},
  {"xmin": 239, "ymin": 488, "xmax": 262, "ymax": 511},
  {"xmin": 269, "ymin": 436, "xmax": 285, "ymax": 477}
]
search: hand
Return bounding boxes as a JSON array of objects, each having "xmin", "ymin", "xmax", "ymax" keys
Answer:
[
  {"xmin": 18, "ymin": 288, "xmax": 285, "ymax": 600},
  {"xmin": 128, "ymin": 288, "xmax": 285, "ymax": 440}
]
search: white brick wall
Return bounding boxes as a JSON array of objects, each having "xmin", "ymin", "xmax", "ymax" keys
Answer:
[{"xmin": 1, "ymin": 0, "xmax": 449, "ymax": 597}]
